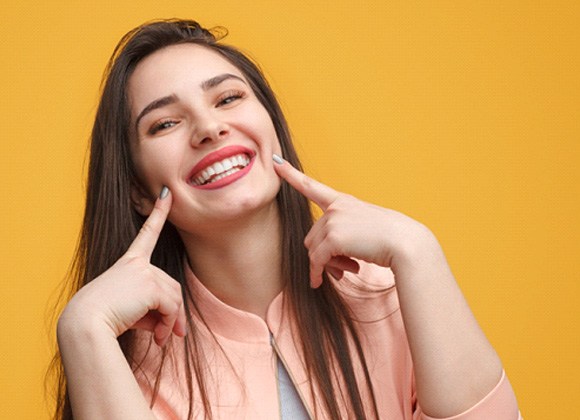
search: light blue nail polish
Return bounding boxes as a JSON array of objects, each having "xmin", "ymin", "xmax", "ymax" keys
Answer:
[
  {"xmin": 159, "ymin": 186, "xmax": 169, "ymax": 199},
  {"xmin": 272, "ymin": 154, "xmax": 284, "ymax": 164}
]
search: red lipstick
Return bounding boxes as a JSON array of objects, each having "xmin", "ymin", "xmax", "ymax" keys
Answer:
[{"xmin": 187, "ymin": 145, "xmax": 255, "ymax": 190}]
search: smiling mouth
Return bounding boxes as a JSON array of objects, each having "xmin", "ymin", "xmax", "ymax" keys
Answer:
[{"xmin": 189, "ymin": 153, "xmax": 252, "ymax": 186}]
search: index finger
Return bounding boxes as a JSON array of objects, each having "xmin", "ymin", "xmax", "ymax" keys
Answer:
[
  {"xmin": 126, "ymin": 187, "xmax": 172, "ymax": 258},
  {"xmin": 272, "ymin": 154, "xmax": 339, "ymax": 210}
]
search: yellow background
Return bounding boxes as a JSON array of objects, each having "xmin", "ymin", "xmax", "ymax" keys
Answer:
[{"xmin": 1, "ymin": 1, "xmax": 578, "ymax": 418}]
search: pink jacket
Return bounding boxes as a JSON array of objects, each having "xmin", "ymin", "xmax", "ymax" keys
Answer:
[{"xmin": 135, "ymin": 262, "xmax": 521, "ymax": 419}]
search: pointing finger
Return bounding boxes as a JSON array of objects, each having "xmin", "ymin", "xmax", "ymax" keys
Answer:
[
  {"xmin": 273, "ymin": 154, "xmax": 339, "ymax": 211},
  {"xmin": 126, "ymin": 186, "xmax": 172, "ymax": 259}
]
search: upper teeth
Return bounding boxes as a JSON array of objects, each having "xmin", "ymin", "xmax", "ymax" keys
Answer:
[{"xmin": 192, "ymin": 153, "xmax": 251, "ymax": 185}]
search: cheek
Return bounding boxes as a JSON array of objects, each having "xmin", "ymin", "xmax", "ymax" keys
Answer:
[
  {"xmin": 260, "ymin": 116, "xmax": 283, "ymax": 154},
  {"xmin": 240, "ymin": 104, "xmax": 279, "ymax": 147},
  {"xmin": 272, "ymin": 140, "xmax": 283, "ymax": 155},
  {"xmin": 262, "ymin": 121, "xmax": 282, "ymax": 154},
  {"xmin": 132, "ymin": 148, "xmax": 176, "ymax": 194}
]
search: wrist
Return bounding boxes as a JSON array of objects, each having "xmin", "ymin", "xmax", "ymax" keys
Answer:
[
  {"xmin": 390, "ymin": 224, "xmax": 444, "ymax": 276},
  {"xmin": 57, "ymin": 307, "xmax": 117, "ymax": 352}
]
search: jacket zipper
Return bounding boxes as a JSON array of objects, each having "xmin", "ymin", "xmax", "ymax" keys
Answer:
[{"xmin": 270, "ymin": 333, "xmax": 314, "ymax": 420}]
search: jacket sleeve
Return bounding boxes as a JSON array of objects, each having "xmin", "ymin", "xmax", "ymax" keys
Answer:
[
  {"xmin": 413, "ymin": 369, "xmax": 522, "ymax": 420},
  {"xmin": 336, "ymin": 261, "xmax": 523, "ymax": 420},
  {"xmin": 132, "ymin": 332, "xmax": 184, "ymax": 420}
]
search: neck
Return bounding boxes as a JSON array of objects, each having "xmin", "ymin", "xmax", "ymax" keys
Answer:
[{"xmin": 179, "ymin": 202, "xmax": 283, "ymax": 320}]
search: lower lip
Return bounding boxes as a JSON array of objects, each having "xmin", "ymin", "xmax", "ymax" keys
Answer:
[{"xmin": 190, "ymin": 158, "xmax": 255, "ymax": 190}]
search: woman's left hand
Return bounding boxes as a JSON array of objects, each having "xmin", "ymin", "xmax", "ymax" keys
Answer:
[
  {"xmin": 274, "ymin": 156, "xmax": 511, "ymax": 417},
  {"xmin": 273, "ymin": 155, "xmax": 436, "ymax": 288}
]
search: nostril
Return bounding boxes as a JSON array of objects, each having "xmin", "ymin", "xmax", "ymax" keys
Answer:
[{"xmin": 218, "ymin": 130, "xmax": 228, "ymax": 137}]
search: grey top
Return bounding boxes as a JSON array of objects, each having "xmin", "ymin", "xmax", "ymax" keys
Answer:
[{"xmin": 277, "ymin": 358, "xmax": 310, "ymax": 419}]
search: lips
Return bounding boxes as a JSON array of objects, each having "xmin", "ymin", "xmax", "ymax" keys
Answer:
[{"xmin": 187, "ymin": 145, "xmax": 255, "ymax": 189}]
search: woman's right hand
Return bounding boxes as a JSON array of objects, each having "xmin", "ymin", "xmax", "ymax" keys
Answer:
[{"xmin": 58, "ymin": 188, "xmax": 186, "ymax": 347}]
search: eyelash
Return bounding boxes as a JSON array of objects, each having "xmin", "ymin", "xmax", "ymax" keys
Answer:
[
  {"xmin": 149, "ymin": 119, "xmax": 179, "ymax": 135},
  {"xmin": 217, "ymin": 89, "xmax": 246, "ymax": 106},
  {"xmin": 146, "ymin": 90, "xmax": 246, "ymax": 135}
]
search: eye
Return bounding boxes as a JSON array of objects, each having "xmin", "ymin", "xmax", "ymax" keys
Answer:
[
  {"xmin": 149, "ymin": 119, "xmax": 179, "ymax": 135},
  {"xmin": 216, "ymin": 89, "xmax": 246, "ymax": 107}
]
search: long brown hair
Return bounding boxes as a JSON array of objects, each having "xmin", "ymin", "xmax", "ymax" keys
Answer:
[{"xmin": 51, "ymin": 19, "xmax": 378, "ymax": 420}]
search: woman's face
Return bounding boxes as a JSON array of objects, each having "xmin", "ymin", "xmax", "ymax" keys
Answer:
[{"xmin": 128, "ymin": 43, "xmax": 282, "ymax": 233}]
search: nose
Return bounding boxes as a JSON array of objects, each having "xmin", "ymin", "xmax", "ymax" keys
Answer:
[{"xmin": 190, "ymin": 112, "xmax": 229, "ymax": 147}]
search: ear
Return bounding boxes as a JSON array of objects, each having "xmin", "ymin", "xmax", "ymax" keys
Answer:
[{"xmin": 130, "ymin": 182, "xmax": 155, "ymax": 217}]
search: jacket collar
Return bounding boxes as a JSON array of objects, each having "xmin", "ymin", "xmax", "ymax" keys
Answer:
[{"xmin": 185, "ymin": 263, "xmax": 285, "ymax": 344}]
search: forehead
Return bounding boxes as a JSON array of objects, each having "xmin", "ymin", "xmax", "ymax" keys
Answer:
[{"xmin": 128, "ymin": 43, "xmax": 245, "ymax": 109}]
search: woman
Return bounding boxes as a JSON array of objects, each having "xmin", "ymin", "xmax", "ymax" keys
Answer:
[{"xmin": 54, "ymin": 19, "xmax": 521, "ymax": 419}]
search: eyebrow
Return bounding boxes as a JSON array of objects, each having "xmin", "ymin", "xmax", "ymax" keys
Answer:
[
  {"xmin": 134, "ymin": 73, "xmax": 247, "ymax": 131},
  {"xmin": 135, "ymin": 94, "xmax": 178, "ymax": 130},
  {"xmin": 201, "ymin": 73, "xmax": 246, "ymax": 91}
]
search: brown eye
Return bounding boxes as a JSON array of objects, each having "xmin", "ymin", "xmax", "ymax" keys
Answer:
[
  {"xmin": 149, "ymin": 119, "xmax": 179, "ymax": 135},
  {"xmin": 217, "ymin": 90, "xmax": 246, "ymax": 107}
]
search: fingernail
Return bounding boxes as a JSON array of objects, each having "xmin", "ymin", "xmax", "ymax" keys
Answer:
[
  {"xmin": 159, "ymin": 186, "xmax": 169, "ymax": 199},
  {"xmin": 272, "ymin": 154, "xmax": 284, "ymax": 164}
]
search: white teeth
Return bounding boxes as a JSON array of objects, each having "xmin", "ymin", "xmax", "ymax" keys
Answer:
[
  {"xmin": 192, "ymin": 153, "xmax": 251, "ymax": 186},
  {"xmin": 222, "ymin": 159, "xmax": 233, "ymax": 171}
]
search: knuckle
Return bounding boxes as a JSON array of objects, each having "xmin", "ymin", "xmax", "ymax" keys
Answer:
[
  {"xmin": 325, "ymin": 230, "xmax": 340, "ymax": 245},
  {"xmin": 331, "ymin": 194, "xmax": 352, "ymax": 209},
  {"xmin": 170, "ymin": 290, "xmax": 184, "ymax": 306},
  {"xmin": 167, "ymin": 301, "xmax": 180, "ymax": 315},
  {"xmin": 309, "ymin": 250, "xmax": 326, "ymax": 266},
  {"xmin": 141, "ymin": 275, "xmax": 159, "ymax": 294},
  {"xmin": 326, "ymin": 199, "xmax": 344, "ymax": 213},
  {"xmin": 170, "ymin": 280, "xmax": 182, "ymax": 294}
]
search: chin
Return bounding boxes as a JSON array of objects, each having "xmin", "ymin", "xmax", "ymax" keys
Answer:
[
  {"xmin": 173, "ymin": 178, "xmax": 281, "ymax": 233},
  {"xmin": 223, "ymin": 190, "xmax": 278, "ymax": 218}
]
